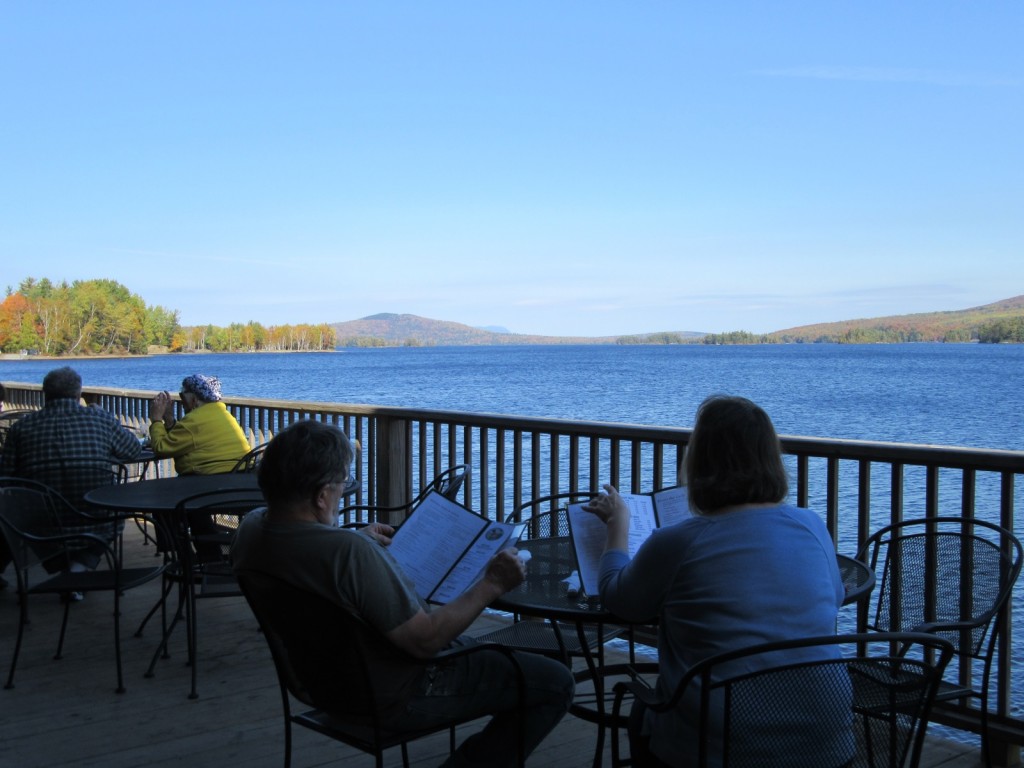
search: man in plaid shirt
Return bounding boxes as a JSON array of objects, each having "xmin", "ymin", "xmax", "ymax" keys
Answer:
[{"xmin": 0, "ymin": 366, "xmax": 142, "ymax": 577}]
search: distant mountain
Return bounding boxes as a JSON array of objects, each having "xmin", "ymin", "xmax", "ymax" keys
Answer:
[
  {"xmin": 331, "ymin": 313, "xmax": 703, "ymax": 347},
  {"xmin": 765, "ymin": 295, "xmax": 1024, "ymax": 344},
  {"xmin": 331, "ymin": 295, "xmax": 1024, "ymax": 348}
]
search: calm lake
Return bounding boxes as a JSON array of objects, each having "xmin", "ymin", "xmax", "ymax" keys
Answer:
[{"xmin": 2, "ymin": 342, "xmax": 1021, "ymax": 451}]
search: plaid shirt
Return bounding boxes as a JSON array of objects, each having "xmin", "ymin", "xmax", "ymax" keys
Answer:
[{"xmin": 0, "ymin": 399, "xmax": 142, "ymax": 539}]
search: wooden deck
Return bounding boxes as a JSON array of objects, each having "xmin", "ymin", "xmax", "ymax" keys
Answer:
[{"xmin": 0, "ymin": 525, "xmax": 987, "ymax": 768}]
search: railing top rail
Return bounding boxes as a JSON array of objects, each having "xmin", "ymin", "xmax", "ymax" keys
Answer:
[{"xmin": 4, "ymin": 381, "xmax": 1023, "ymax": 471}]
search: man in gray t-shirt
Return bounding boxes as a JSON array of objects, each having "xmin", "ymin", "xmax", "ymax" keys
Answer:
[{"xmin": 231, "ymin": 420, "xmax": 573, "ymax": 767}]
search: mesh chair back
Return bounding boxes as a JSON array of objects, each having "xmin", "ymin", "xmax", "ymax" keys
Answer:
[
  {"xmin": 0, "ymin": 410, "xmax": 33, "ymax": 449},
  {"xmin": 230, "ymin": 443, "xmax": 268, "ymax": 473},
  {"xmin": 433, "ymin": 464, "xmax": 469, "ymax": 501},
  {"xmin": 616, "ymin": 633, "xmax": 953, "ymax": 768},
  {"xmin": 862, "ymin": 518, "xmax": 1023, "ymax": 659},
  {"xmin": 508, "ymin": 492, "xmax": 595, "ymax": 538},
  {"xmin": 709, "ymin": 641, "xmax": 949, "ymax": 767},
  {"xmin": 0, "ymin": 480, "xmax": 73, "ymax": 569},
  {"xmin": 0, "ymin": 477, "xmax": 110, "ymax": 567},
  {"xmin": 237, "ymin": 569, "xmax": 412, "ymax": 717},
  {"xmin": 20, "ymin": 457, "xmax": 127, "ymax": 506}
]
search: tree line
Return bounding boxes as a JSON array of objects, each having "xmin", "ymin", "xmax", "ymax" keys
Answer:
[{"xmin": 0, "ymin": 278, "xmax": 336, "ymax": 355}]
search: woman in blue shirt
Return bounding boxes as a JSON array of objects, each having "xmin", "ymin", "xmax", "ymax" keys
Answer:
[{"xmin": 584, "ymin": 395, "xmax": 850, "ymax": 768}]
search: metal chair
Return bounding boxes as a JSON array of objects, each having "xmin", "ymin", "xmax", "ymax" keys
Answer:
[
  {"xmin": 611, "ymin": 632, "xmax": 954, "ymax": 768},
  {"xmin": 143, "ymin": 488, "xmax": 264, "ymax": 699},
  {"xmin": 341, "ymin": 463, "xmax": 470, "ymax": 527},
  {"xmin": 236, "ymin": 568, "xmax": 526, "ymax": 768},
  {"xmin": 230, "ymin": 443, "xmax": 268, "ymax": 473},
  {"xmin": 0, "ymin": 409, "xmax": 33, "ymax": 451},
  {"xmin": 0, "ymin": 477, "xmax": 167, "ymax": 692},
  {"xmin": 856, "ymin": 517, "xmax": 1023, "ymax": 767}
]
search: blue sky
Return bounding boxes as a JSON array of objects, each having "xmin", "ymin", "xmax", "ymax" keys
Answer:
[{"xmin": 1, "ymin": 2, "xmax": 1021, "ymax": 336}]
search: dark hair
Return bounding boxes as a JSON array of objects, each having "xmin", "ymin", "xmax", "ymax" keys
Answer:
[
  {"xmin": 257, "ymin": 420, "xmax": 354, "ymax": 507},
  {"xmin": 684, "ymin": 395, "xmax": 788, "ymax": 514},
  {"xmin": 42, "ymin": 366, "xmax": 83, "ymax": 401}
]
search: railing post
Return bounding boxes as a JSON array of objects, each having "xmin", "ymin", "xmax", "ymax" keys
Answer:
[{"xmin": 375, "ymin": 415, "xmax": 409, "ymax": 526}]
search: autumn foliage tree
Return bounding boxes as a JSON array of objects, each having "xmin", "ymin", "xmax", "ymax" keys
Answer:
[
  {"xmin": 1, "ymin": 278, "xmax": 182, "ymax": 355},
  {"xmin": 2, "ymin": 277, "xmax": 337, "ymax": 356}
]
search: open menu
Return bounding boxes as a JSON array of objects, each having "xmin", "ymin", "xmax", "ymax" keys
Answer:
[
  {"xmin": 387, "ymin": 490, "xmax": 525, "ymax": 604},
  {"xmin": 566, "ymin": 486, "xmax": 691, "ymax": 597}
]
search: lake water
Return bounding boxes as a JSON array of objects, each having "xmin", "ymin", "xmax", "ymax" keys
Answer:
[{"xmin": 2, "ymin": 343, "xmax": 1022, "ymax": 450}]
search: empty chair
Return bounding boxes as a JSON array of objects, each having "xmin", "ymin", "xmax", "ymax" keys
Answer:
[
  {"xmin": 611, "ymin": 632, "xmax": 954, "ymax": 768},
  {"xmin": 236, "ymin": 568, "xmax": 525, "ymax": 768},
  {"xmin": 12, "ymin": 456, "xmax": 134, "ymax": 559},
  {"xmin": 341, "ymin": 463, "xmax": 469, "ymax": 527},
  {"xmin": 144, "ymin": 488, "xmax": 265, "ymax": 699},
  {"xmin": 0, "ymin": 477, "xmax": 166, "ymax": 692},
  {"xmin": 230, "ymin": 443, "xmax": 268, "ymax": 473},
  {"xmin": 857, "ymin": 516, "xmax": 1023, "ymax": 767}
]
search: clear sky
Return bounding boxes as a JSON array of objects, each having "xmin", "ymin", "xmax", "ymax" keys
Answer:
[{"xmin": 1, "ymin": 2, "xmax": 1021, "ymax": 337}]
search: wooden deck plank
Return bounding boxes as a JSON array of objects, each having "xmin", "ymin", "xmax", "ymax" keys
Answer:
[{"xmin": 0, "ymin": 526, "xmax": 985, "ymax": 768}]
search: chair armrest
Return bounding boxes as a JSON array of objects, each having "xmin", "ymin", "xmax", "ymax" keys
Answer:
[
  {"xmin": 8, "ymin": 528, "xmax": 120, "ymax": 570},
  {"xmin": 611, "ymin": 661, "xmax": 663, "ymax": 721}
]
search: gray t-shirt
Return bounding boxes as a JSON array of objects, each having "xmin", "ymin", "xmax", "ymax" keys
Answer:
[{"xmin": 231, "ymin": 508, "xmax": 430, "ymax": 706}]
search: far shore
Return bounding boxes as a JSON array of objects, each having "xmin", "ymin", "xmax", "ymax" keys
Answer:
[{"xmin": 0, "ymin": 349, "xmax": 337, "ymax": 362}]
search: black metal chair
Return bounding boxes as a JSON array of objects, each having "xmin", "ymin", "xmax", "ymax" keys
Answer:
[
  {"xmin": 0, "ymin": 409, "xmax": 33, "ymax": 451},
  {"xmin": 341, "ymin": 463, "xmax": 470, "ymax": 527},
  {"xmin": 236, "ymin": 568, "xmax": 526, "ymax": 768},
  {"xmin": 230, "ymin": 443, "xmax": 268, "ymax": 473},
  {"xmin": 610, "ymin": 632, "xmax": 954, "ymax": 768},
  {"xmin": 856, "ymin": 517, "xmax": 1023, "ymax": 767},
  {"xmin": 142, "ymin": 488, "xmax": 264, "ymax": 699},
  {"xmin": 0, "ymin": 477, "xmax": 167, "ymax": 692}
]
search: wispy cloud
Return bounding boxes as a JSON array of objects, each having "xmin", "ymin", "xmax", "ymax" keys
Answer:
[{"xmin": 753, "ymin": 67, "xmax": 1022, "ymax": 88}]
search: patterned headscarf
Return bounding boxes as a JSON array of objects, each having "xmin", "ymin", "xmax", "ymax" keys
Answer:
[{"xmin": 181, "ymin": 374, "xmax": 223, "ymax": 403}]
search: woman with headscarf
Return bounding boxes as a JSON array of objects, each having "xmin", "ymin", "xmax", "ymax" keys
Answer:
[{"xmin": 149, "ymin": 374, "xmax": 250, "ymax": 475}]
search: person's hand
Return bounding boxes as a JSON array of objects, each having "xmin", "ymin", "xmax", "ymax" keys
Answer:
[
  {"xmin": 483, "ymin": 547, "xmax": 526, "ymax": 593},
  {"xmin": 362, "ymin": 521, "xmax": 395, "ymax": 546},
  {"xmin": 583, "ymin": 484, "xmax": 631, "ymax": 553},
  {"xmin": 150, "ymin": 391, "xmax": 173, "ymax": 424},
  {"xmin": 583, "ymin": 484, "xmax": 628, "ymax": 527}
]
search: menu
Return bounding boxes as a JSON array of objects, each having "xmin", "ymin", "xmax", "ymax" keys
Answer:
[{"xmin": 566, "ymin": 486, "xmax": 691, "ymax": 597}]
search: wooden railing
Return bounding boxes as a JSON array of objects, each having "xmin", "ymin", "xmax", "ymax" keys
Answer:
[{"xmin": 3, "ymin": 381, "xmax": 1023, "ymax": 759}]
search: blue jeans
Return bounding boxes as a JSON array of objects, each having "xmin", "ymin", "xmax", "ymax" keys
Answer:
[{"xmin": 392, "ymin": 636, "xmax": 575, "ymax": 767}]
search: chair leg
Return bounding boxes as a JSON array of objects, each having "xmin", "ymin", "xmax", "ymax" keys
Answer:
[
  {"xmin": 4, "ymin": 590, "xmax": 30, "ymax": 689},
  {"xmin": 113, "ymin": 586, "xmax": 125, "ymax": 693},
  {"xmin": 186, "ymin": 579, "xmax": 198, "ymax": 699},
  {"xmin": 145, "ymin": 585, "xmax": 185, "ymax": 677},
  {"xmin": 54, "ymin": 602, "xmax": 72, "ymax": 660},
  {"xmin": 135, "ymin": 573, "xmax": 173, "ymax": 638}
]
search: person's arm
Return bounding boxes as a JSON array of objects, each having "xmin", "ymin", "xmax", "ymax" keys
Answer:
[
  {"xmin": 148, "ymin": 419, "xmax": 196, "ymax": 458},
  {"xmin": 386, "ymin": 548, "xmax": 525, "ymax": 658},
  {"xmin": 597, "ymin": 531, "xmax": 677, "ymax": 622}
]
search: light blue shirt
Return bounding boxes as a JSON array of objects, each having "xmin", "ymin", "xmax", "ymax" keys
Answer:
[{"xmin": 599, "ymin": 504, "xmax": 851, "ymax": 767}]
